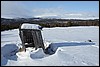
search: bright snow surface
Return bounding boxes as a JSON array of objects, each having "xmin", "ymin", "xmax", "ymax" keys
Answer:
[
  {"xmin": 1, "ymin": 26, "xmax": 99, "ymax": 66},
  {"xmin": 21, "ymin": 23, "xmax": 41, "ymax": 30}
]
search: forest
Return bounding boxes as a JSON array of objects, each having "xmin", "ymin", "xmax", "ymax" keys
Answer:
[{"xmin": 1, "ymin": 18, "xmax": 99, "ymax": 31}]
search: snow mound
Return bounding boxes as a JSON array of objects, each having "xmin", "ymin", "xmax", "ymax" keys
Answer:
[
  {"xmin": 1, "ymin": 55, "xmax": 8, "ymax": 66},
  {"xmin": 16, "ymin": 48, "xmax": 47, "ymax": 60},
  {"xmin": 30, "ymin": 48, "xmax": 47, "ymax": 59},
  {"xmin": 1, "ymin": 44, "xmax": 18, "ymax": 66},
  {"xmin": 1, "ymin": 44, "xmax": 19, "ymax": 59}
]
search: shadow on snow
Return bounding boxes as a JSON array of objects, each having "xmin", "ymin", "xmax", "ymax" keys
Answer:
[
  {"xmin": 1, "ymin": 41, "xmax": 95, "ymax": 65},
  {"xmin": 1, "ymin": 44, "xmax": 19, "ymax": 66},
  {"xmin": 44, "ymin": 41, "xmax": 95, "ymax": 55}
]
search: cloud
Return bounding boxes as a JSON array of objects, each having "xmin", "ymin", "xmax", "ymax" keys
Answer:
[
  {"xmin": 32, "ymin": 7, "xmax": 99, "ymax": 19},
  {"xmin": 34, "ymin": 14, "xmax": 58, "ymax": 18},
  {"xmin": 1, "ymin": 1, "xmax": 32, "ymax": 18},
  {"xmin": 1, "ymin": 1, "xmax": 99, "ymax": 19},
  {"xmin": 32, "ymin": 7, "xmax": 64, "ymax": 16},
  {"xmin": 65, "ymin": 13, "xmax": 83, "ymax": 16}
]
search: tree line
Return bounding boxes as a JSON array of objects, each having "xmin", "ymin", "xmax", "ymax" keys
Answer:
[{"xmin": 1, "ymin": 18, "xmax": 99, "ymax": 31}]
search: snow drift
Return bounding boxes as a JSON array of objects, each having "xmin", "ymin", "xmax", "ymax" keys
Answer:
[{"xmin": 1, "ymin": 26, "xmax": 99, "ymax": 66}]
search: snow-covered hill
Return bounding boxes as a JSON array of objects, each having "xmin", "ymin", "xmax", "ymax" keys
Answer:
[{"xmin": 1, "ymin": 26, "xmax": 99, "ymax": 66}]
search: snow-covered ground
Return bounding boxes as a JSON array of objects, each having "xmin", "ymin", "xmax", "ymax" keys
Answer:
[{"xmin": 1, "ymin": 26, "xmax": 99, "ymax": 66}]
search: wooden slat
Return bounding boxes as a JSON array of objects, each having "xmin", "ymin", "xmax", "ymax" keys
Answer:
[
  {"xmin": 36, "ymin": 30, "xmax": 45, "ymax": 50},
  {"xmin": 19, "ymin": 29, "xmax": 45, "ymax": 50},
  {"xmin": 31, "ymin": 31, "xmax": 38, "ymax": 50}
]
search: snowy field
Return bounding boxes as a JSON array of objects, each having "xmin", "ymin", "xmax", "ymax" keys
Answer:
[{"xmin": 1, "ymin": 26, "xmax": 99, "ymax": 66}]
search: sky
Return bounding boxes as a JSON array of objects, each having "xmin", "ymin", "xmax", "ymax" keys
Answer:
[{"xmin": 1, "ymin": 1, "xmax": 99, "ymax": 19}]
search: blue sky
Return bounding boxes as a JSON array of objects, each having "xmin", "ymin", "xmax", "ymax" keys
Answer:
[
  {"xmin": 23, "ymin": 1, "xmax": 99, "ymax": 11},
  {"xmin": 1, "ymin": 1, "xmax": 99, "ymax": 19}
]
